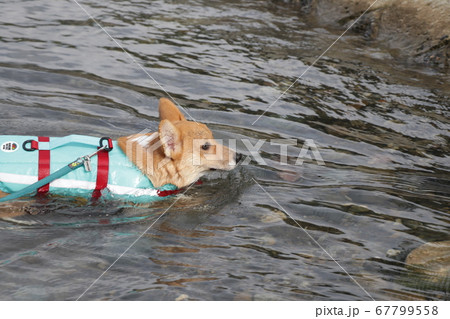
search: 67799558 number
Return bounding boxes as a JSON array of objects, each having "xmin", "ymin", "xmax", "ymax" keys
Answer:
[{"xmin": 375, "ymin": 305, "xmax": 438, "ymax": 316}]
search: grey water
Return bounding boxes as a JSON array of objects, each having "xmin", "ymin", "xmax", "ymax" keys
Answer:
[{"xmin": 0, "ymin": 0, "xmax": 449, "ymax": 300}]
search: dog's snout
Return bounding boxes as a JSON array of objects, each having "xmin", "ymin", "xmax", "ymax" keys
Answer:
[{"xmin": 235, "ymin": 153, "xmax": 243, "ymax": 163}]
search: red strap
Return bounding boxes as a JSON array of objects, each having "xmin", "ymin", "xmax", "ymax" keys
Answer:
[
  {"xmin": 92, "ymin": 149, "xmax": 109, "ymax": 199},
  {"xmin": 157, "ymin": 179, "xmax": 201, "ymax": 197},
  {"xmin": 157, "ymin": 189, "xmax": 180, "ymax": 197},
  {"xmin": 37, "ymin": 136, "xmax": 50, "ymax": 193}
]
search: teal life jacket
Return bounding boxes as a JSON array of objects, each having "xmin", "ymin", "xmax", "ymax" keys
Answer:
[{"xmin": 0, "ymin": 135, "xmax": 177, "ymax": 202}]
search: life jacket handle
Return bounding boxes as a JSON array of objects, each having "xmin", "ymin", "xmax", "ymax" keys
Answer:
[{"xmin": 22, "ymin": 135, "xmax": 112, "ymax": 152}]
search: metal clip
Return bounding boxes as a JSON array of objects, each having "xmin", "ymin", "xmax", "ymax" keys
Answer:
[
  {"xmin": 76, "ymin": 145, "xmax": 107, "ymax": 172},
  {"xmin": 83, "ymin": 156, "xmax": 92, "ymax": 172}
]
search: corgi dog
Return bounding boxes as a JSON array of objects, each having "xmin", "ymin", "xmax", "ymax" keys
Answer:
[
  {"xmin": 0, "ymin": 98, "xmax": 240, "ymax": 208},
  {"xmin": 118, "ymin": 98, "xmax": 239, "ymax": 188}
]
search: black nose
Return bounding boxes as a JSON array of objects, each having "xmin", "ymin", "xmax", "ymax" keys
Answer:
[{"xmin": 235, "ymin": 153, "xmax": 243, "ymax": 163}]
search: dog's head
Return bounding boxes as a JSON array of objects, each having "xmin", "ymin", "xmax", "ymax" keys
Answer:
[{"xmin": 156, "ymin": 98, "xmax": 238, "ymax": 187}]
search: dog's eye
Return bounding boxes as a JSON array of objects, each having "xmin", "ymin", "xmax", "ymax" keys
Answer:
[{"xmin": 201, "ymin": 143, "xmax": 210, "ymax": 151}]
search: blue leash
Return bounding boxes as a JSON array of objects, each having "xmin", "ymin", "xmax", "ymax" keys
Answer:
[{"xmin": 0, "ymin": 145, "xmax": 107, "ymax": 203}]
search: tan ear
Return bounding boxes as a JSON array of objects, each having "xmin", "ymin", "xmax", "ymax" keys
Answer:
[
  {"xmin": 159, "ymin": 98, "xmax": 186, "ymax": 122},
  {"xmin": 159, "ymin": 119, "xmax": 182, "ymax": 160}
]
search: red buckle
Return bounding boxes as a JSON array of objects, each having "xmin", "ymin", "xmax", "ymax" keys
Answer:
[{"xmin": 99, "ymin": 137, "xmax": 113, "ymax": 152}]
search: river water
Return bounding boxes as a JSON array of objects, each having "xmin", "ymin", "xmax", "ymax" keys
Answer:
[{"xmin": 0, "ymin": 0, "xmax": 449, "ymax": 300}]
